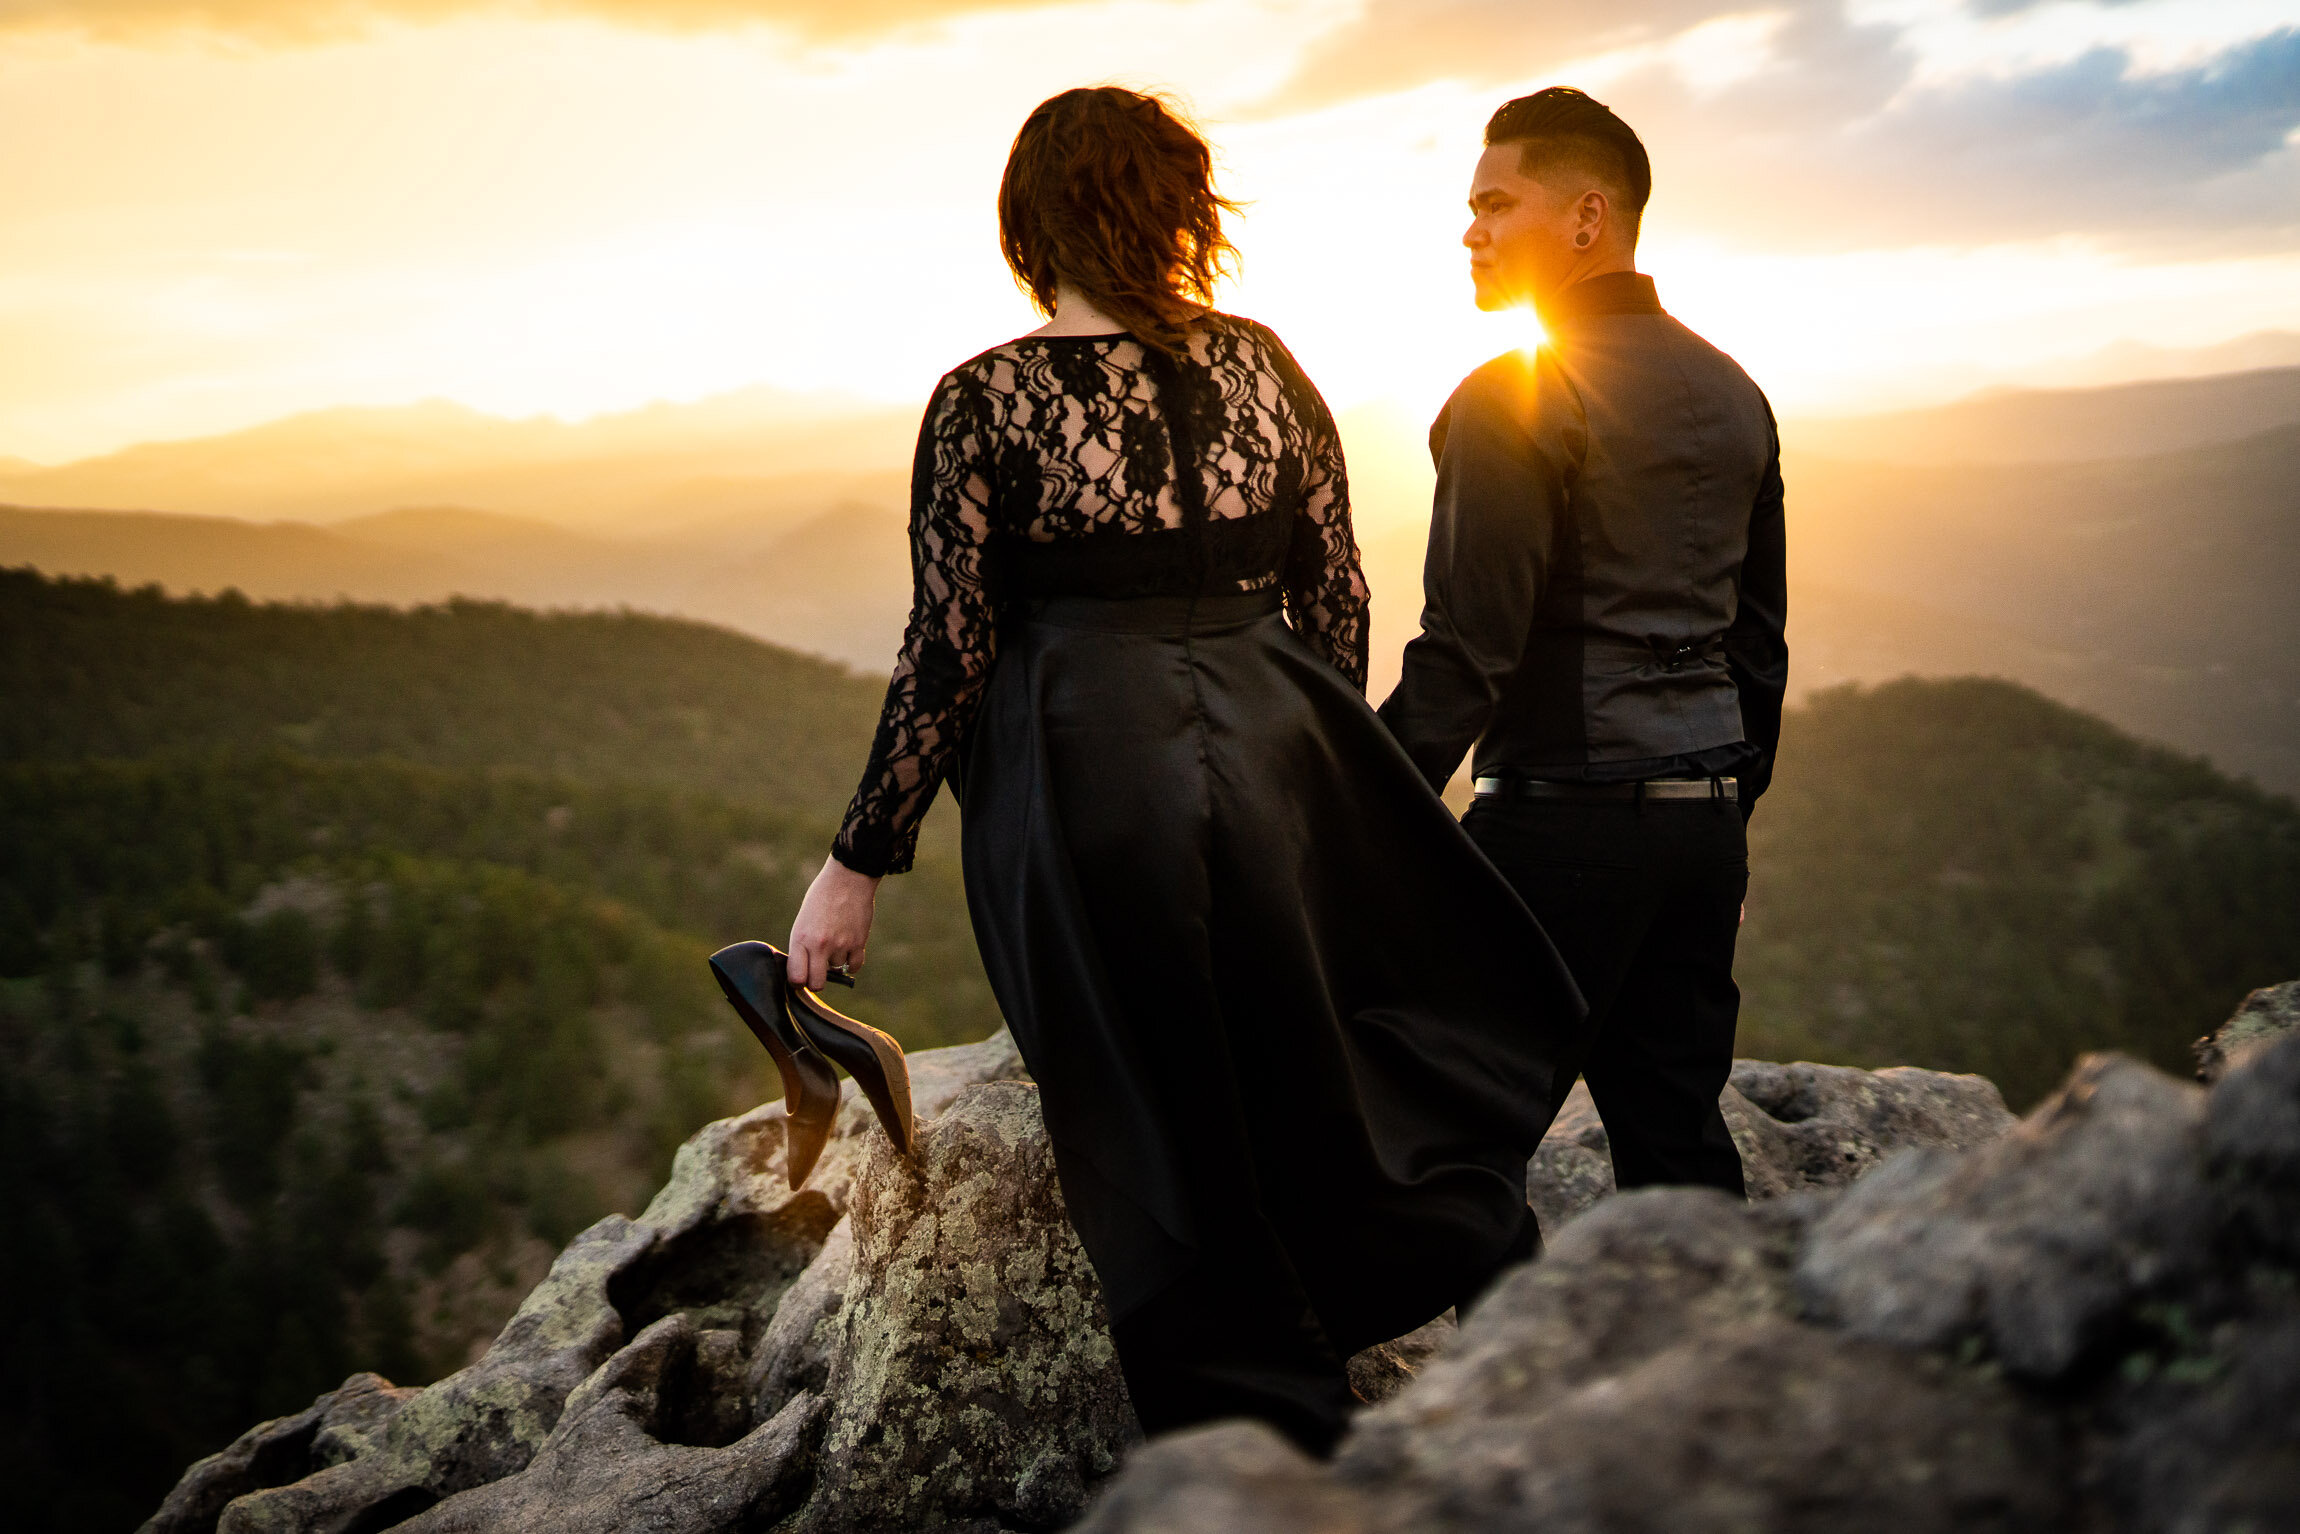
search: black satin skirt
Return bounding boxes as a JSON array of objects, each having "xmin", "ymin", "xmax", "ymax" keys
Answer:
[{"xmin": 955, "ymin": 590, "xmax": 1582, "ymax": 1356}]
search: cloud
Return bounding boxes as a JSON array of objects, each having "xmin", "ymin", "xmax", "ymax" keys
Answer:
[
  {"xmin": 1256, "ymin": 1, "xmax": 1741, "ymax": 114},
  {"xmin": 1261, "ymin": 1, "xmax": 2300, "ymax": 248},
  {"xmin": 0, "ymin": 0, "xmax": 1042, "ymax": 44}
]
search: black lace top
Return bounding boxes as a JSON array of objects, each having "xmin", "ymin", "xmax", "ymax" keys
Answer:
[{"xmin": 832, "ymin": 314, "xmax": 1369, "ymax": 876}]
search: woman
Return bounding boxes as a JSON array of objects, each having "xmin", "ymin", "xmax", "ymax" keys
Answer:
[{"xmin": 788, "ymin": 86, "xmax": 1581, "ymax": 1454}]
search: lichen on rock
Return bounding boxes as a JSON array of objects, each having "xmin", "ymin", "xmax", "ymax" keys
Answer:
[
  {"xmin": 1075, "ymin": 1003, "xmax": 2300, "ymax": 1534},
  {"xmin": 1526, "ymin": 1056, "xmax": 2016, "ymax": 1230},
  {"xmin": 798, "ymin": 1080, "xmax": 1134, "ymax": 1532},
  {"xmin": 146, "ymin": 990, "xmax": 2300, "ymax": 1534}
]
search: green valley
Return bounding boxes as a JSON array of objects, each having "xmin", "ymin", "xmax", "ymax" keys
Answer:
[{"xmin": 3, "ymin": 570, "xmax": 2296, "ymax": 1530}]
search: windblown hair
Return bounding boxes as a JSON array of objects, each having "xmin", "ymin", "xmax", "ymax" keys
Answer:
[
  {"xmin": 998, "ymin": 87, "xmax": 1242, "ymax": 353},
  {"xmin": 1484, "ymin": 87, "xmax": 1652, "ymax": 244}
]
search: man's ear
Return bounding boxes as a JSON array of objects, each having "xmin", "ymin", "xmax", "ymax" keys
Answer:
[{"xmin": 1573, "ymin": 188, "xmax": 1609, "ymax": 250}]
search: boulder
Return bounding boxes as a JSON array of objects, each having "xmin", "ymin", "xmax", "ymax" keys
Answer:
[
  {"xmin": 2194, "ymin": 980, "xmax": 2300, "ymax": 1084},
  {"xmin": 746, "ymin": 1216, "xmax": 856, "ymax": 1426},
  {"xmin": 157, "ymin": 1011, "xmax": 2300, "ymax": 1534},
  {"xmin": 1342, "ymin": 1314, "xmax": 1456, "ymax": 1408},
  {"xmin": 149, "ymin": 1030, "xmax": 1029, "ymax": 1534},
  {"xmin": 216, "ymin": 1214, "xmax": 660, "ymax": 1533},
  {"xmin": 1080, "ymin": 1191, "xmax": 2067, "ymax": 1534},
  {"xmin": 1340, "ymin": 1190, "xmax": 1801, "ymax": 1485},
  {"xmin": 795, "ymin": 1080, "xmax": 1134, "ymax": 1532},
  {"xmin": 2205, "ymin": 1024, "xmax": 2300, "ymax": 1260},
  {"xmin": 388, "ymin": 1316, "xmax": 822, "ymax": 1534},
  {"xmin": 140, "ymin": 1374, "xmax": 416, "ymax": 1534},
  {"xmin": 1080, "ymin": 1015, "xmax": 2300, "ymax": 1534},
  {"xmin": 1528, "ymin": 1058, "xmax": 2015, "ymax": 1227},
  {"xmin": 1795, "ymin": 1054, "xmax": 2212, "ymax": 1377},
  {"xmin": 1724, "ymin": 1059, "xmax": 2016, "ymax": 1194},
  {"xmin": 1383, "ymin": 1315, "xmax": 2064, "ymax": 1533},
  {"xmin": 1072, "ymin": 1422, "xmax": 1393, "ymax": 1534}
]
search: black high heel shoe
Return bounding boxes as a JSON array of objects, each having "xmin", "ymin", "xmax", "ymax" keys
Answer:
[
  {"xmin": 786, "ymin": 974, "xmax": 916, "ymax": 1161},
  {"xmin": 709, "ymin": 941, "xmax": 842, "ymax": 1189}
]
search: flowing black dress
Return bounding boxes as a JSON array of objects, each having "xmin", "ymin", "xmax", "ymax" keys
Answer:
[{"xmin": 833, "ymin": 315, "xmax": 1582, "ymax": 1450}]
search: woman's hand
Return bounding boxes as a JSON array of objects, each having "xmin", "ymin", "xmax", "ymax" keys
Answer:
[{"xmin": 789, "ymin": 855, "xmax": 883, "ymax": 992}]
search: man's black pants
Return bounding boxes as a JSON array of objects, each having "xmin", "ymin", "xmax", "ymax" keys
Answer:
[{"xmin": 1462, "ymin": 793, "xmax": 1749, "ymax": 1197}]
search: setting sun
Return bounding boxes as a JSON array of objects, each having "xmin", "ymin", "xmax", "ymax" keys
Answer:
[
  {"xmin": 7, "ymin": 6, "xmax": 2300, "ymax": 1530},
  {"xmin": 5, "ymin": 5, "xmax": 2299, "ymax": 464}
]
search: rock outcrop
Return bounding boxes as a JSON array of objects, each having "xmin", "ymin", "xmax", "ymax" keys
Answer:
[
  {"xmin": 1078, "ymin": 1012, "xmax": 2300, "ymax": 1533},
  {"xmin": 150, "ymin": 987, "xmax": 2300, "ymax": 1534},
  {"xmin": 2195, "ymin": 979, "xmax": 2300, "ymax": 1083},
  {"xmin": 1529, "ymin": 1057, "xmax": 2014, "ymax": 1230},
  {"xmin": 143, "ymin": 1030, "xmax": 1034, "ymax": 1534},
  {"xmin": 805, "ymin": 1081, "xmax": 1133, "ymax": 1531}
]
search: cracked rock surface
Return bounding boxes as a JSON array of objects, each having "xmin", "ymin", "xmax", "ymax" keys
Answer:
[
  {"xmin": 1077, "ymin": 996, "xmax": 2300, "ymax": 1534},
  {"xmin": 799, "ymin": 1080, "xmax": 1134, "ymax": 1532},
  {"xmin": 1529, "ymin": 1056, "xmax": 2016, "ymax": 1230},
  {"xmin": 142, "ymin": 1031, "xmax": 1033, "ymax": 1534},
  {"xmin": 150, "ymin": 987, "xmax": 2300, "ymax": 1534}
]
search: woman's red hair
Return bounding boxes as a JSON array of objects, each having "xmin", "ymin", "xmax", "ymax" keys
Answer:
[{"xmin": 997, "ymin": 87, "xmax": 1242, "ymax": 353}]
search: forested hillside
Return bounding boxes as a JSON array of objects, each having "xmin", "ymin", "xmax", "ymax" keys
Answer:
[
  {"xmin": 0, "ymin": 572, "xmax": 986, "ymax": 1532},
  {"xmin": 1740, "ymin": 677, "xmax": 2300, "ymax": 1105},
  {"xmin": 0, "ymin": 567, "xmax": 890, "ymax": 820},
  {"xmin": 4, "ymin": 571, "xmax": 2297, "ymax": 1530}
]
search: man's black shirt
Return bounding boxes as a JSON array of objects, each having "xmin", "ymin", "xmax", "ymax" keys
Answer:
[{"xmin": 1377, "ymin": 272, "xmax": 1788, "ymax": 815}]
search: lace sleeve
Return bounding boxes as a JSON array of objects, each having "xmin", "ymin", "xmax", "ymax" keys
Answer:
[
  {"xmin": 1266, "ymin": 332, "xmax": 1371, "ymax": 692},
  {"xmin": 832, "ymin": 369, "xmax": 1001, "ymax": 877}
]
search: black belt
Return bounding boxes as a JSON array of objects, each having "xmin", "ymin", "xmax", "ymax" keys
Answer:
[{"xmin": 1473, "ymin": 776, "xmax": 1737, "ymax": 802}]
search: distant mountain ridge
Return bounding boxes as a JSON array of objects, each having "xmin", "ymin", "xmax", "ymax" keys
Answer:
[
  {"xmin": 0, "ymin": 499, "xmax": 914, "ymax": 671},
  {"xmin": 1783, "ymin": 420, "xmax": 2300, "ymax": 792},
  {"xmin": 1784, "ymin": 364, "xmax": 2300, "ymax": 465},
  {"xmin": 0, "ymin": 390, "xmax": 916, "ymax": 530},
  {"xmin": 6, "ymin": 363, "xmax": 2297, "ymax": 789}
]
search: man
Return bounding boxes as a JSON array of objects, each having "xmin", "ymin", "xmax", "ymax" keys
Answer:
[{"xmin": 1379, "ymin": 86, "xmax": 1787, "ymax": 1199}]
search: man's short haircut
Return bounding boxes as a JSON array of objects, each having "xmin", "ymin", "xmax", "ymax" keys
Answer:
[{"xmin": 1484, "ymin": 87, "xmax": 1652, "ymax": 243}]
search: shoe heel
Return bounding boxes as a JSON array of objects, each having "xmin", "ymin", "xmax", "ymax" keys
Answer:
[
  {"xmin": 709, "ymin": 942, "xmax": 842, "ymax": 1188},
  {"xmin": 790, "ymin": 986, "xmax": 916, "ymax": 1159}
]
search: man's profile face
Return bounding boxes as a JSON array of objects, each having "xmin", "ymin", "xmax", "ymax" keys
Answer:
[{"xmin": 1463, "ymin": 143, "xmax": 1582, "ymax": 311}]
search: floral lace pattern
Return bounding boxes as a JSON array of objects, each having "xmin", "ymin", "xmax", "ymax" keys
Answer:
[{"xmin": 833, "ymin": 314, "xmax": 1368, "ymax": 876}]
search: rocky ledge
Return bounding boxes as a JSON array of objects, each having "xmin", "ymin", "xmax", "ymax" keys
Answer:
[{"xmin": 145, "ymin": 986, "xmax": 2300, "ymax": 1533}]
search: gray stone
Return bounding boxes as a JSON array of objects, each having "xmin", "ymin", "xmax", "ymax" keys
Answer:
[
  {"xmin": 1071, "ymin": 1422, "xmax": 1390, "ymax": 1534},
  {"xmin": 2205, "ymin": 1029, "xmax": 2300, "ymax": 1262},
  {"xmin": 1392, "ymin": 1318, "xmax": 2066, "ymax": 1533},
  {"xmin": 2102, "ymin": 1307, "xmax": 2300, "ymax": 1534},
  {"xmin": 160, "ymin": 1023, "xmax": 2300, "ymax": 1534},
  {"xmin": 747, "ymin": 1214, "xmax": 856, "ymax": 1426},
  {"xmin": 1527, "ymin": 1060, "xmax": 2015, "ymax": 1231},
  {"xmin": 158, "ymin": 1030, "xmax": 1029, "ymax": 1534},
  {"xmin": 1343, "ymin": 1313, "xmax": 1456, "ymax": 1407},
  {"xmin": 139, "ymin": 1374, "xmax": 414, "ymax": 1534},
  {"xmin": 219, "ymin": 1214, "xmax": 659, "ymax": 1533},
  {"xmin": 389, "ymin": 1315, "xmax": 823, "ymax": 1534},
  {"xmin": 1087, "ymin": 1197, "xmax": 2068, "ymax": 1534},
  {"xmin": 1726, "ymin": 1058, "xmax": 2017, "ymax": 1194},
  {"xmin": 2194, "ymin": 979, "xmax": 2300, "ymax": 1084},
  {"xmin": 1343, "ymin": 1189, "xmax": 1796, "ymax": 1485},
  {"xmin": 797, "ymin": 1080, "xmax": 1135, "ymax": 1532},
  {"xmin": 308, "ymin": 1376, "xmax": 421, "ymax": 1471},
  {"xmin": 1527, "ymin": 1081, "xmax": 1617, "ymax": 1230},
  {"xmin": 1796, "ymin": 1053, "xmax": 2212, "ymax": 1378}
]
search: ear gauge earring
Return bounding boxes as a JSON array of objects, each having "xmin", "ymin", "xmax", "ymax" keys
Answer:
[{"xmin": 1575, "ymin": 233, "xmax": 1592, "ymax": 248}]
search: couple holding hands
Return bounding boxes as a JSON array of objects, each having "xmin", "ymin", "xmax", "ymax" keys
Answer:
[{"xmin": 725, "ymin": 83, "xmax": 1787, "ymax": 1456}]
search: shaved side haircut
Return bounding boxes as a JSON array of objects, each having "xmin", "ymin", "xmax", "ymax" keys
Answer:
[{"xmin": 1484, "ymin": 87, "xmax": 1652, "ymax": 244}]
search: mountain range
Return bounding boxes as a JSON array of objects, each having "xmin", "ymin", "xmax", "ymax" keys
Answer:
[
  {"xmin": 7, "ymin": 568, "xmax": 2298, "ymax": 1534},
  {"xmin": 4, "ymin": 365, "xmax": 2297, "ymax": 793}
]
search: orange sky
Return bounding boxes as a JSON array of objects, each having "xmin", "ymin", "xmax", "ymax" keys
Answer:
[{"xmin": 3, "ymin": 0, "xmax": 2299, "ymax": 462}]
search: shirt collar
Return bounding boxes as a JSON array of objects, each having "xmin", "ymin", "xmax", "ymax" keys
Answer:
[{"xmin": 1536, "ymin": 271, "xmax": 1663, "ymax": 327}]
